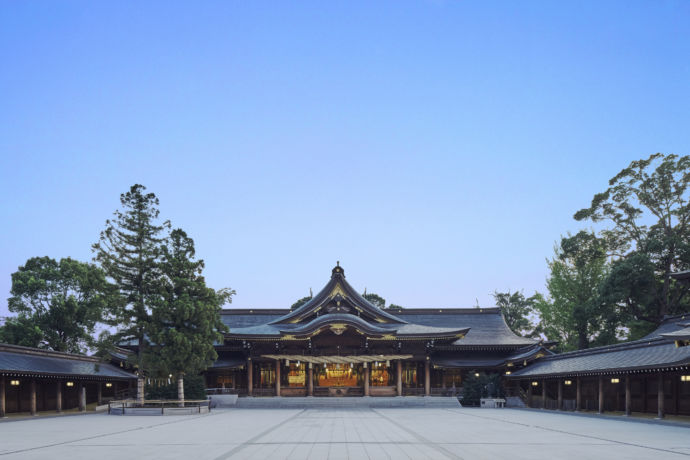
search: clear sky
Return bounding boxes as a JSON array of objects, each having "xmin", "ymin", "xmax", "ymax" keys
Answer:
[{"xmin": 1, "ymin": 1, "xmax": 689, "ymax": 318}]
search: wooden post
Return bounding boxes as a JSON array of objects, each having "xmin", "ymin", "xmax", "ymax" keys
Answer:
[
  {"xmin": 396, "ymin": 360, "xmax": 402, "ymax": 396},
  {"xmin": 30, "ymin": 379, "xmax": 37, "ymax": 416},
  {"xmin": 56, "ymin": 381, "xmax": 62, "ymax": 413},
  {"xmin": 643, "ymin": 376, "xmax": 648, "ymax": 413},
  {"xmin": 625, "ymin": 375, "xmax": 631, "ymax": 416},
  {"xmin": 527, "ymin": 381, "xmax": 533, "ymax": 407},
  {"xmin": 542, "ymin": 379, "xmax": 547, "ymax": 409},
  {"xmin": 575, "ymin": 377, "xmax": 581, "ymax": 411},
  {"xmin": 247, "ymin": 358, "xmax": 253, "ymax": 396},
  {"xmin": 598, "ymin": 376, "xmax": 604, "ymax": 414},
  {"xmin": 97, "ymin": 382, "xmax": 103, "ymax": 406},
  {"xmin": 424, "ymin": 360, "xmax": 430, "ymax": 396},
  {"xmin": 0, "ymin": 376, "xmax": 5, "ymax": 418},
  {"xmin": 657, "ymin": 373, "xmax": 665, "ymax": 419},
  {"xmin": 557, "ymin": 379, "xmax": 563, "ymax": 411},
  {"xmin": 79, "ymin": 382, "xmax": 86, "ymax": 412},
  {"xmin": 308, "ymin": 364, "xmax": 313, "ymax": 396},
  {"xmin": 275, "ymin": 360, "xmax": 281, "ymax": 397},
  {"xmin": 364, "ymin": 365, "xmax": 370, "ymax": 396}
]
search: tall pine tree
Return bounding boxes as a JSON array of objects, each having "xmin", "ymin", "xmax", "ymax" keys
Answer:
[
  {"xmin": 146, "ymin": 229, "xmax": 232, "ymax": 402},
  {"xmin": 92, "ymin": 184, "xmax": 170, "ymax": 403}
]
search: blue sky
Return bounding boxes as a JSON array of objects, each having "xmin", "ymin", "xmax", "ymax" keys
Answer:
[{"xmin": 1, "ymin": 1, "xmax": 689, "ymax": 317}]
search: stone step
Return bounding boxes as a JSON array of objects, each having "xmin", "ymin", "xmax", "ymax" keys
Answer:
[{"xmin": 233, "ymin": 396, "xmax": 460, "ymax": 409}]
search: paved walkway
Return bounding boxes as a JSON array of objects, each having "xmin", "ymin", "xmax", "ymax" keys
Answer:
[{"xmin": 1, "ymin": 408, "xmax": 689, "ymax": 459}]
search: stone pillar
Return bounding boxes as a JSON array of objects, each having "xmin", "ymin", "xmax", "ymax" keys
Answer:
[
  {"xmin": 527, "ymin": 382, "xmax": 533, "ymax": 408},
  {"xmin": 275, "ymin": 360, "xmax": 281, "ymax": 397},
  {"xmin": 575, "ymin": 377, "xmax": 581, "ymax": 411},
  {"xmin": 598, "ymin": 376, "xmax": 604, "ymax": 414},
  {"xmin": 247, "ymin": 358, "xmax": 253, "ymax": 396},
  {"xmin": 364, "ymin": 365, "xmax": 370, "ymax": 396},
  {"xmin": 136, "ymin": 377, "xmax": 145, "ymax": 405},
  {"xmin": 79, "ymin": 382, "xmax": 86, "ymax": 412},
  {"xmin": 542, "ymin": 379, "xmax": 547, "ymax": 409},
  {"xmin": 56, "ymin": 381, "xmax": 62, "ymax": 413},
  {"xmin": 557, "ymin": 379, "xmax": 563, "ymax": 411},
  {"xmin": 97, "ymin": 382, "xmax": 103, "ymax": 406},
  {"xmin": 177, "ymin": 375, "xmax": 185, "ymax": 407},
  {"xmin": 0, "ymin": 376, "xmax": 5, "ymax": 418},
  {"xmin": 30, "ymin": 379, "xmax": 37, "ymax": 416},
  {"xmin": 657, "ymin": 373, "xmax": 665, "ymax": 419},
  {"xmin": 308, "ymin": 364, "xmax": 313, "ymax": 396},
  {"xmin": 424, "ymin": 360, "xmax": 430, "ymax": 396},
  {"xmin": 625, "ymin": 375, "xmax": 631, "ymax": 416},
  {"xmin": 396, "ymin": 360, "xmax": 402, "ymax": 396}
]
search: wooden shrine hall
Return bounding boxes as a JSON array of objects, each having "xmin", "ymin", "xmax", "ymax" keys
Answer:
[{"xmin": 208, "ymin": 263, "xmax": 549, "ymax": 397}]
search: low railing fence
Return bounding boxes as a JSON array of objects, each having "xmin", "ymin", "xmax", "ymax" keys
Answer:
[{"xmin": 107, "ymin": 399, "xmax": 211, "ymax": 415}]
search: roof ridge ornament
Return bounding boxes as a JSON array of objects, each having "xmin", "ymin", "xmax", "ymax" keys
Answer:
[{"xmin": 332, "ymin": 261, "xmax": 345, "ymax": 277}]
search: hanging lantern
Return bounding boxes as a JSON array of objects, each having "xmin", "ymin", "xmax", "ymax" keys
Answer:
[
  {"xmin": 286, "ymin": 359, "xmax": 290, "ymax": 365},
  {"xmin": 386, "ymin": 360, "xmax": 390, "ymax": 368}
]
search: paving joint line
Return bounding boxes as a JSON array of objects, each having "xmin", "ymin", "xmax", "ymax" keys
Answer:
[
  {"xmin": 445, "ymin": 409, "xmax": 690, "ymax": 457},
  {"xmin": 372, "ymin": 409, "xmax": 464, "ymax": 460}
]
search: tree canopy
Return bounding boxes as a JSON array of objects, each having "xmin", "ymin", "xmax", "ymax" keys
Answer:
[
  {"xmin": 492, "ymin": 290, "xmax": 539, "ymax": 338},
  {"xmin": 145, "ymin": 230, "xmax": 232, "ymax": 396},
  {"xmin": 574, "ymin": 153, "xmax": 690, "ymax": 336},
  {"xmin": 92, "ymin": 184, "xmax": 171, "ymax": 400},
  {"xmin": 4, "ymin": 256, "xmax": 111, "ymax": 353}
]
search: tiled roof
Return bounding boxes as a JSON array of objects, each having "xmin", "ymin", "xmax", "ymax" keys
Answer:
[
  {"xmin": 0, "ymin": 343, "xmax": 137, "ymax": 379},
  {"xmin": 509, "ymin": 316, "xmax": 690, "ymax": 378},
  {"xmin": 220, "ymin": 307, "xmax": 537, "ymax": 347},
  {"xmin": 393, "ymin": 309, "xmax": 538, "ymax": 347}
]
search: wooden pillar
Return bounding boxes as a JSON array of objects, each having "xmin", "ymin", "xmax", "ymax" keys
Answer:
[
  {"xmin": 424, "ymin": 360, "xmax": 430, "ymax": 396},
  {"xmin": 598, "ymin": 376, "xmax": 604, "ymax": 414},
  {"xmin": 364, "ymin": 365, "xmax": 370, "ymax": 396},
  {"xmin": 657, "ymin": 373, "xmax": 665, "ymax": 419},
  {"xmin": 625, "ymin": 375, "xmax": 631, "ymax": 416},
  {"xmin": 542, "ymin": 379, "xmax": 547, "ymax": 409},
  {"xmin": 575, "ymin": 377, "xmax": 581, "ymax": 411},
  {"xmin": 643, "ymin": 376, "xmax": 648, "ymax": 413},
  {"xmin": 97, "ymin": 382, "xmax": 103, "ymax": 406},
  {"xmin": 275, "ymin": 360, "xmax": 281, "ymax": 397},
  {"xmin": 0, "ymin": 376, "xmax": 5, "ymax": 418},
  {"xmin": 396, "ymin": 360, "xmax": 402, "ymax": 396},
  {"xmin": 56, "ymin": 381, "xmax": 63, "ymax": 413},
  {"xmin": 79, "ymin": 382, "xmax": 86, "ymax": 412},
  {"xmin": 30, "ymin": 379, "xmax": 37, "ymax": 416},
  {"xmin": 527, "ymin": 381, "xmax": 533, "ymax": 407},
  {"xmin": 673, "ymin": 374, "xmax": 680, "ymax": 415},
  {"xmin": 307, "ymin": 364, "xmax": 313, "ymax": 396},
  {"xmin": 557, "ymin": 379, "xmax": 563, "ymax": 411},
  {"xmin": 247, "ymin": 358, "xmax": 253, "ymax": 396}
]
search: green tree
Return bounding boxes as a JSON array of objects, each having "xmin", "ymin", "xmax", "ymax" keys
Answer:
[
  {"xmin": 0, "ymin": 315, "xmax": 43, "ymax": 348},
  {"xmin": 146, "ymin": 229, "xmax": 233, "ymax": 401},
  {"xmin": 535, "ymin": 232, "xmax": 613, "ymax": 351},
  {"xmin": 291, "ymin": 295, "xmax": 312, "ymax": 310},
  {"xmin": 92, "ymin": 184, "xmax": 170, "ymax": 403},
  {"xmin": 5, "ymin": 256, "xmax": 111, "ymax": 353},
  {"xmin": 363, "ymin": 292, "xmax": 386, "ymax": 309},
  {"xmin": 574, "ymin": 153, "xmax": 690, "ymax": 334},
  {"xmin": 492, "ymin": 290, "xmax": 539, "ymax": 338}
]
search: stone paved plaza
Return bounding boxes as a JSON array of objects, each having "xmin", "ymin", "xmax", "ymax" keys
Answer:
[{"xmin": 1, "ymin": 408, "xmax": 689, "ymax": 459}]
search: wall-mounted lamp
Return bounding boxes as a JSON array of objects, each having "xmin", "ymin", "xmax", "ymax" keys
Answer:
[
  {"xmin": 531, "ymin": 381, "xmax": 539, "ymax": 386},
  {"xmin": 105, "ymin": 382, "xmax": 113, "ymax": 388},
  {"xmin": 10, "ymin": 380, "xmax": 19, "ymax": 386},
  {"xmin": 66, "ymin": 381, "xmax": 74, "ymax": 387},
  {"xmin": 681, "ymin": 375, "xmax": 690, "ymax": 382},
  {"xmin": 611, "ymin": 378, "xmax": 620, "ymax": 384},
  {"xmin": 564, "ymin": 380, "xmax": 572, "ymax": 386}
]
